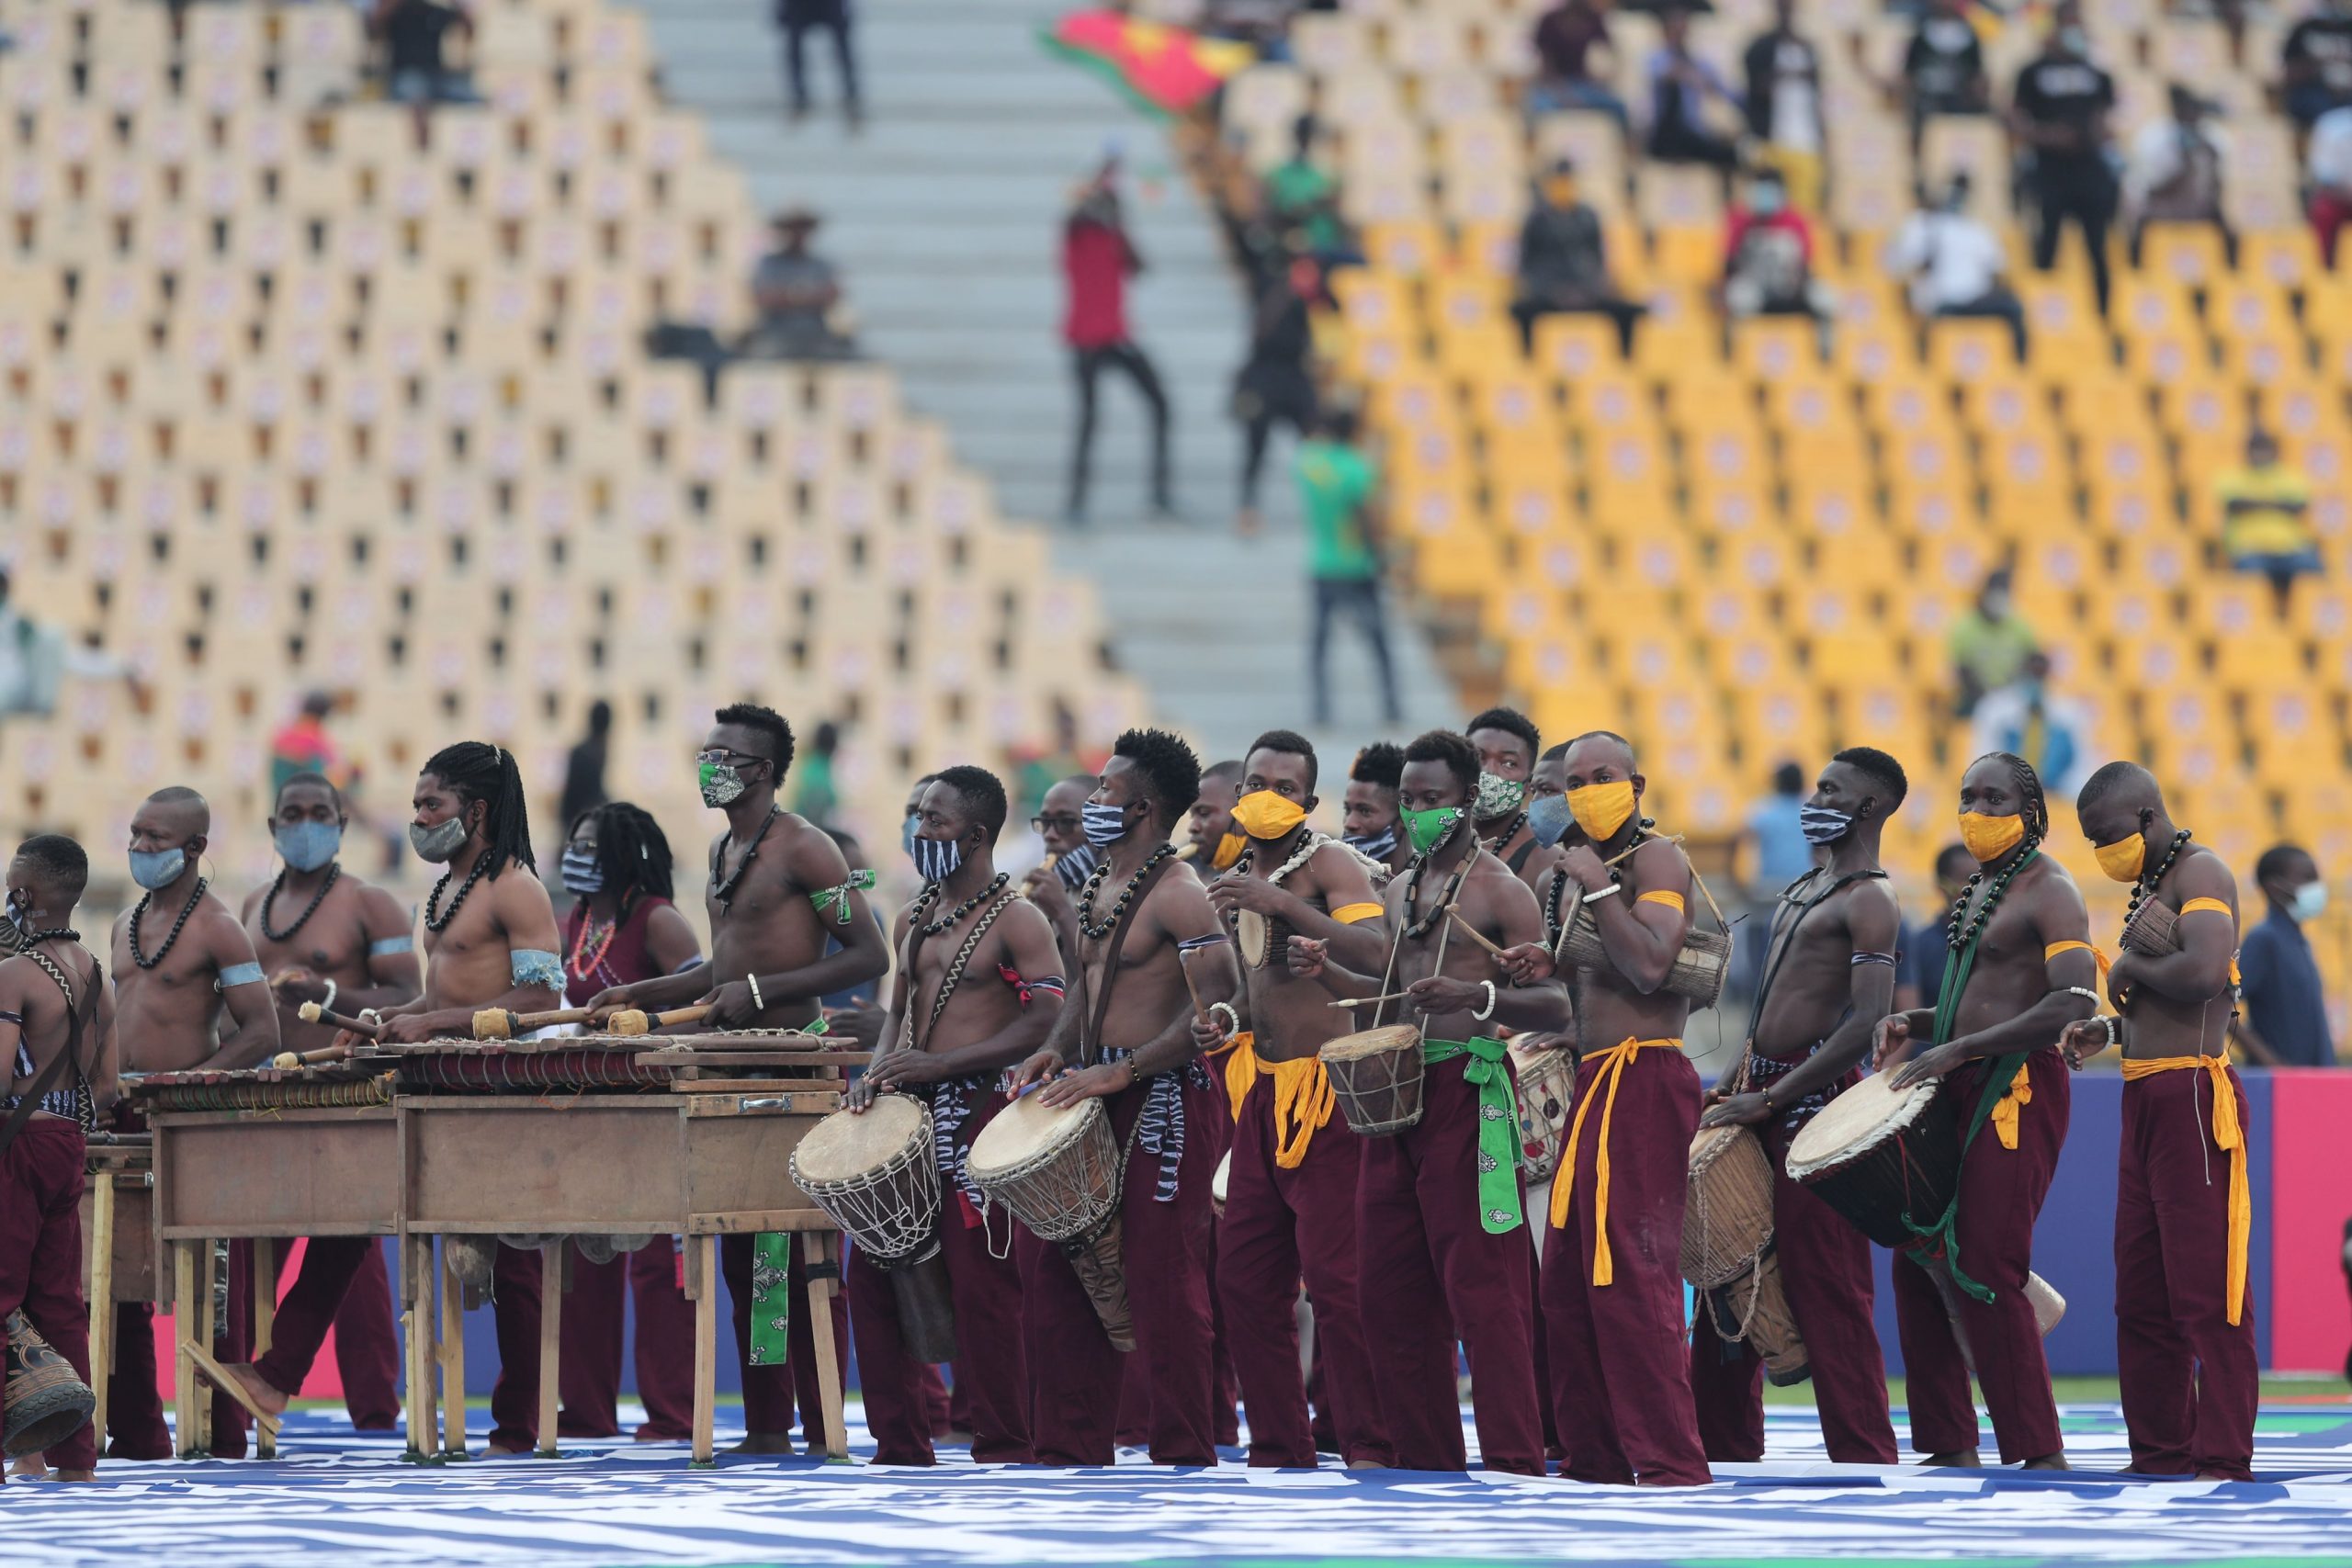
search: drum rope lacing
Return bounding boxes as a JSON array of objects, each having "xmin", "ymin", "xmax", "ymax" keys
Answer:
[{"xmin": 1689, "ymin": 1127, "xmax": 1772, "ymax": 1345}]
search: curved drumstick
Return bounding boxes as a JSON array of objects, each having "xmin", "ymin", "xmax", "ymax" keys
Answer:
[
  {"xmin": 296, "ymin": 1002, "xmax": 381, "ymax": 1040},
  {"xmin": 1442, "ymin": 905, "xmax": 1510, "ymax": 961}
]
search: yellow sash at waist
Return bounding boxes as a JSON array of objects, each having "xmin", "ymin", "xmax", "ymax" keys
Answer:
[
  {"xmin": 1547, "ymin": 1037, "xmax": 1680, "ymax": 1286},
  {"xmin": 1221, "ymin": 1032, "xmax": 1335, "ymax": 1168},
  {"xmin": 2120, "ymin": 1054, "xmax": 2250, "ymax": 1327}
]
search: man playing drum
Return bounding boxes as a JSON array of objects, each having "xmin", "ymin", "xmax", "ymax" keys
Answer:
[
  {"xmin": 1502, "ymin": 730, "xmax": 1712, "ymax": 1487},
  {"xmin": 2064, "ymin": 761, "xmax": 2256, "ymax": 1481},
  {"xmin": 1009, "ymin": 728, "xmax": 1240, "ymax": 1466},
  {"xmin": 1871, "ymin": 752, "xmax": 2096, "ymax": 1471},
  {"xmin": 848, "ymin": 765, "xmax": 1066, "ymax": 1466},
  {"xmin": 1692, "ymin": 749, "xmax": 1908, "ymax": 1465},
  {"xmin": 587, "ymin": 704, "xmax": 889, "ymax": 1456},
  {"xmin": 1198, "ymin": 729, "xmax": 1393, "ymax": 1470},
  {"xmin": 1293, "ymin": 728, "xmax": 1565, "ymax": 1475}
]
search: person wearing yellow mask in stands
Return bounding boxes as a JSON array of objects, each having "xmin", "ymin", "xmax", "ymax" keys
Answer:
[
  {"xmin": 1198, "ymin": 730, "xmax": 1394, "ymax": 1471},
  {"xmin": 2062, "ymin": 761, "xmax": 2257, "ymax": 1483},
  {"xmin": 1186, "ymin": 760, "xmax": 1247, "ymax": 873},
  {"xmin": 1870, "ymin": 751, "xmax": 2097, "ymax": 1472},
  {"xmin": 1494, "ymin": 729, "xmax": 1712, "ymax": 1485}
]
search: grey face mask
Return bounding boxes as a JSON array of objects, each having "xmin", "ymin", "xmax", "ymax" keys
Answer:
[
  {"xmin": 129, "ymin": 847, "xmax": 188, "ymax": 890},
  {"xmin": 409, "ymin": 816, "xmax": 470, "ymax": 864}
]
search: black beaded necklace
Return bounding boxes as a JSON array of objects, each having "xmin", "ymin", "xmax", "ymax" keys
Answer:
[
  {"xmin": 912, "ymin": 871, "xmax": 1011, "ymax": 938},
  {"xmin": 1077, "ymin": 843, "xmax": 1175, "ymax": 941},
  {"xmin": 1482, "ymin": 812, "xmax": 1529, "ymax": 855},
  {"xmin": 2122, "ymin": 828, "xmax": 2195, "ymax": 936},
  {"xmin": 129, "ymin": 876, "xmax": 208, "ymax": 970},
  {"xmin": 24, "ymin": 928, "xmax": 80, "ymax": 945},
  {"xmin": 423, "ymin": 855, "xmax": 489, "ymax": 934},
  {"xmin": 708, "ymin": 805, "xmax": 781, "ymax": 913},
  {"xmin": 1945, "ymin": 837, "xmax": 2039, "ymax": 953},
  {"xmin": 1544, "ymin": 867, "xmax": 1569, "ymax": 946},
  {"xmin": 261, "ymin": 861, "xmax": 342, "ymax": 943}
]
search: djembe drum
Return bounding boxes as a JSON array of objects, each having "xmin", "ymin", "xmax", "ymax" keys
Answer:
[
  {"xmin": 1320, "ymin": 1025, "xmax": 1425, "ymax": 1135},
  {"xmin": 967, "ymin": 1092, "xmax": 1133, "ymax": 1350},
  {"xmin": 1683, "ymin": 1124, "xmax": 1808, "ymax": 1385},
  {"xmin": 790, "ymin": 1095, "xmax": 956, "ymax": 1362}
]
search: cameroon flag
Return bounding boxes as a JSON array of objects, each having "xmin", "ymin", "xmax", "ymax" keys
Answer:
[{"xmin": 1042, "ymin": 9, "xmax": 1256, "ymax": 117}]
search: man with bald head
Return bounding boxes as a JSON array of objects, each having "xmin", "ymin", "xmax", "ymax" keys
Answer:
[
  {"xmin": 107, "ymin": 786, "xmax": 280, "ymax": 1461},
  {"xmin": 2064, "ymin": 761, "xmax": 2256, "ymax": 1481}
]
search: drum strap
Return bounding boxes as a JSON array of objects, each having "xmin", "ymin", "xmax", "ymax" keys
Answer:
[
  {"xmin": 1743, "ymin": 868, "xmax": 1889, "ymax": 1046},
  {"xmin": 0, "ymin": 950, "xmax": 99, "ymax": 1157},
  {"xmin": 1078, "ymin": 854, "xmax": 1178, "ymax": 1065}
]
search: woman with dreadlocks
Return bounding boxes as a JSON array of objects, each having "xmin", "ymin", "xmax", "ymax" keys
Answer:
[
  {"xmin": 1870, "ymin": 751, "xmax": 2098, "ymax": 1472},
  {"xmin": 551, "ymin": 801, "xmax": 704, "ymax": 1443}
]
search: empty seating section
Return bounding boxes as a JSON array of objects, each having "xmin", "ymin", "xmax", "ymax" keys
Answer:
[
  {"xmin": 0, "ymin": 0, "xmax": 1139, "ymax": 881},
  {"xmin": 1228, "ymin": 0, "xmax": 2352, "ymax": 932}
]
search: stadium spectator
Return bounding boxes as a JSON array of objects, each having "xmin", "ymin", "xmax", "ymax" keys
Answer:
[
  {"xmin": 2010, "ymin": 10, "xmax": 2119, "ymax": 316},
  {"xmin": 1263, "ymin": 116, "xmax": 1354, "ymax": 267},
  {"xmin": 0, "ymin": 570, "xmax": 136, "ymax": 754},
  {"xmin": 776, "ymin": 0, "xmax": 861, "ymax": 129},
  {"xmin": 558, "ymin": 700, "xmax": 612, "ymax": 835},
  {"xmin": 1062, "ymin": 158, "xmax": 1174, "ymax": 526},
  {"xmin": 1943, "ymin": 566, "xmax": 2038, "ymax": 716},
  {"xmin": 1968, "ymin": 650, "xmax": 2087, "ymax": 799},
  {"xmin": 1722, "ymin": 165, "xmax": 1833, "ymax": 350},
  {"xmin": 270, "ymin": 692, "xmax": 350, "ymax": 803},
  {"xmin": 793, "ymin": 720, "xmax": 842, "ymax": 829},
  {"xmin": 1744, "ymin": 760, "xmax": 1815, "ymax": 894},
  {"xmin": 2216, "ymin": 428, "xmax": 2323, "ymax": 617},
  {"xmin": 1232, "ymin": 254, "xmax": 1319, "ymax": 536},
  {"xmin": 1295, "ymin": 405, "xmax": 1400, "ymax": 728},
  {"xmin": 1884, "ymin": 173, "xmax": 2028, "ymax": 361},
  {"xmin": 1511, "ymin": 160, "xmax": 1645, "ymax": 355},
  {"xmin": 369, "ymin": 0, "xmax": 479, "ymax": 128},
  {"xmin": 1740, "ymin": 0, "xmax": 1826, "ymax": 212},
  {"xmin": 1894, "ymin": 842, "xmax": 1977, "ymax": 1011},
  {"xmin": 1644, "ymin": 6, "xmax": 1744, "ymax": 183},
  {"xmin": 2233, "ymin": 844, "xmax": 2337, "ymax": 1066},
  {"xmin": 1527, "ymin": 0, "xmax": 1630, "ymax": 129},
  {"xmin": 2282, "ymin": 0, "xmax": 2352, "ymax": 129},
  {"xmin": 1896, "ymin": 0, "xmax": 1990, "ymax": 157},
  {"xmin": 2309, "ymin": 103, "xmax": 2352, "ymax": 264},
  {"xmin": 738, "ymin": 209, "xmax": 855, "ymax": 362},
  {"xmin": 2125, "ymin": 85, "xmax": 2234, "ymax": 267}
]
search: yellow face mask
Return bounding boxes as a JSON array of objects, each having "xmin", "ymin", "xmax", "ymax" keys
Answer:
[
  {"xmin": 1958, "ymin": 810, "xmax": 2026, "ymax": 863},
  {"xmin": 1229, "ymin": 791, "xmax": 1308, "ymax": 844},
  {"xmin": 2093, "ymin": 833, "xmax": 2147, "ymax": 884},
  {"xmin": 1211, "ymin": 829, "xmax": 1247, "ymax": 870},
  {"xmin": 1566, "ymin": 779, "xmax": 1637, "ymax": 841}
]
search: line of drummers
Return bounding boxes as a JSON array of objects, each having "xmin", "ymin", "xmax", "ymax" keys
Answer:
[{"xmin": 797, "ymin": 715, "xmax": 2256, "ymax": 1483}]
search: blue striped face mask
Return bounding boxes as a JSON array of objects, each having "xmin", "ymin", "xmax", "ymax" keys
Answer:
[{"xmin": 560, "ymin": 848, "xmax": 605, "ymax": 897}]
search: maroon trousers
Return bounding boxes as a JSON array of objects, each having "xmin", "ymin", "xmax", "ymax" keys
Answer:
[
  {"xmin": 722, "ymin": 1230, "xmax": 851, "ymax": 1450},
  {"xmin": 1894, "ymin": 1050, "xmax": 2070, "ymax": 1465},
  {"xmin": 2116, "ymin": 1065, "xmax": 2258, "ymax": 1479},
  {"xmin": 1019, "ymin": 1077, "xmax": 1217, "ymax": 1466},
  {"xmin": 1, "ymin": 1119, "xmax": 98, "ymax": 1473},
  {"xmin": 1544, "ymin": 1046, "xmax": 1711, "ymax": 1485},
  {"xmin": 1357, "ymin": 1055, "xmax": 1544, "ymax": 1475},
  {"xmin": 1216, "ymin": 1072, "xmax": 1390, "ymax": 1467},
  {"xmin": 558, "ymin": 1240, "xmax": 696, "ymax": 1441},
  {"xmin": 1689, "ymin": 1099, "xmax": 1897, "ymax": 1465},
  {"xmin": 248, "ymin": 1237, "xmax": 401, "ymax": 1430}
]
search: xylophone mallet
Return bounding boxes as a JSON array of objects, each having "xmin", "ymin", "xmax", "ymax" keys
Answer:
[
  {"xmin": 270, "ymin": 1042, "xmax": 355, "ymax": 1069},
  {"xmin": 470, "ymin": 1003, "xmax": 715, "ymax": 1039},
  {"xmin": 295, "ymin": 1001, "xmax": 381, "ymax": 1039}
]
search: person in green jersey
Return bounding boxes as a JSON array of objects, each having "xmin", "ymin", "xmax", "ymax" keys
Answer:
[{"xmin": 1295, "ymin": 407, "xmax": 1399, "ymax": 728}]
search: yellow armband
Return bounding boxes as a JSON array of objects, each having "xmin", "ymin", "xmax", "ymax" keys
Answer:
[
  {"xmin": 2044, "ymin": 939, "xmax": 2111, "ymax": 976},
  {"xmin": 1634, "ymin": 889, "xmax": 1686, "ymax": 912},
  {"xmin": 2179, "ymin": 897, "xmax": 2232, "ymax": 918},
  {"xmin": 1330, "ymin": 902, "xmax": 1384, "ymax": 925}
]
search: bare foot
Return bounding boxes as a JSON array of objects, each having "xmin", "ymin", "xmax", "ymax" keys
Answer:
[
  {"xmin": 2022, "ymin": 1453, "xmax": 2071, "ymax": 1471},
  {"xmin": 2196, "ymin": 1468, "xmax": 2245, "ymax": 1482},
  {"xmin": 222, "ymin": 1362, "xmax": 291, "ymax": 1419},
  {"xmin": 727, "ymin": 1433, "xmax": 796, "ymax": 1456},
  {"xmin": 481, "ymin": 1441, "xmax": 532, "ymax": 1457},
  {"xmin": 1346, "ymin": 1459, "xmax": 1389, "ymax": 1471},
  {"xmin": 8, "ymin": 1454, "xmax": 49, "ymax": 1480},
  {"xmin": 53, "ymin": 1469, "xmax": 96, "ymax": 1483},
  {"xmin": 1919, "ymin": 1450, "xmax": 1983, "ymax": 1467}
]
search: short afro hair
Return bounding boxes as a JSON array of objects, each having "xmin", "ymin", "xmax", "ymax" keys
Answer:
[
  {"xmin": 2075, "ymin": 759, "xmax": 2158, "ymax": 816},
  {"xmin": 1202, "ymin": 759, "xmax": 1243, "ymax": 784},
  {"xmin": 930, "ymin": 764, "xmax": 1010, "ymax": 843},
  {"xmin": 1403, "ymin": 729, "xmax": 1481, "ymax": 798},
  {"xmin": 1351, "ymin": 742, "xmax": 1404, "ymax": 790},
  {"xmin": 1833, "ymin": 746, "xmax": 1909, "ymax": 811},
  {"xmin": 1246, "ymin": 728, "xmax": 1318, "ymax": 790},
  {"xmin": 713, "ymin": 703, "xmax": 797, "ymax": 776},
  {"xmin": 1538, "ymin": 741, "xmax": 1570, "ymax": 764},
  {"xmin": 2254, "ymin": 843, "xmax": 2310, "ymax": 888},
  {"xmin": 1464, "ymin": 706, "xmax": 1542, "ymax": 764},
  {"xmin": 1112, "ymin": 728, "xmax": 1204, "ymax": 824},
  {"xmin": 274, "ymin": 771, "xmax": 345, "ymax": 814},
  {"xmin": 12, "ymin": 834, "xmax": 89, "ymax": 906}
]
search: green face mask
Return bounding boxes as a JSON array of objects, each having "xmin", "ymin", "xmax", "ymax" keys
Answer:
[
  {"xmin": 1401, "ymin": 805, "xmax": 1463, "ymax": 858},
  {"xmin": 699, "ymin": 760, "xmax": 750, "ymax": 807}
]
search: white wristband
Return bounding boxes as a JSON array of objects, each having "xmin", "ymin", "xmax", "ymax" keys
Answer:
[
  {"xmin": 747, "ymin": 972, "xmax": 765, "ymax": 1012},
  {"xmin": 1472, "ymin": 979, "xmax": 1498, "ymax": 1021},
  {"xmin": 1209, "ymin": 1001, "xmax": 1242, "ymax": 1038},
  {"xmin": 320, "ymin": 977, "xmax": 338, "ymax": 1014}
]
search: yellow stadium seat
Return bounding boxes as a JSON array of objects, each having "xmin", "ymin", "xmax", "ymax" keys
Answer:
[
  {"xmin": 2221, "ymin": 331, "xmax": 2307, "ymax": 392},
  {"xmin": 2137, "ymin": 224, "xmax": 2229, "ymax": 292},
  {"xmin": 1729, "ymin": 318, "xmax": 1820, "ymax": 380},
  {"xmin": 1716, "ymin": 527, "xmax": 1800, "ymax": 597},
  {"xmin": 1925, "ymin": 318, "xmax": 2016, "ymax": 386},
  {"xmin": 2242, "ymin": 228, "xmax": 2325, "ymax": 295},
  {"xmin": 1359, "ymin": 220, "xmax": 1446, "ymax": 278},
  {"xmin": 1956, "ymin": 375, "xmax": 2044, "ymax": 440},
  {"xmin": 1532, "ymin": 314, "xmax": 1627, "ymax": 379},
  {"xmin": 1330, "ymin": 267, "xmax": 1414, "ymax": 336}
]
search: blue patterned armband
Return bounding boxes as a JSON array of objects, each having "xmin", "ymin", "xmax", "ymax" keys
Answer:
[{"xmin": 512, "ymin": 949, "xmax": 563, "ymax": 991}]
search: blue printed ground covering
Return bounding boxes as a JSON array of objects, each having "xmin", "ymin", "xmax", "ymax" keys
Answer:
[{"xmin": 6, "ymin": 1403, "xmax": 2351, "ymax": 1567}]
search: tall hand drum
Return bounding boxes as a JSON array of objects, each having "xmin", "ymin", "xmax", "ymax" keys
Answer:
[
  {"xmin": 1683, "ymin": 1124, "xmax": 1808, "ymax": 1385},
  {"xmin": 1321, "ymin": 1025, "xmax": 1424, "ymax": 1135},
  {"xmin": 1509, "ymin": 1040, "xmax": 1577, "ymax": 1184},
  {"xmin": 967, "ymin": 1091, "xmax": 1134, "ymax": 1350},
  {"xmin": 1555, "ymin": 895, "xmax": 1731, "ymax": 1007},
  {"xmin": 791, "ymin": 1094, "xmax": 957, "ymax": 1362}
]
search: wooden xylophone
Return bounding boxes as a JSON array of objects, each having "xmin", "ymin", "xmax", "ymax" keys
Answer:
[
  {"xmin": 363, "ymin": 1030, "xmax": 857, "ymax": 1096},
  {"xmin": 128, "ymin": 1063, "xmax": 393, "ymax": 1112}
]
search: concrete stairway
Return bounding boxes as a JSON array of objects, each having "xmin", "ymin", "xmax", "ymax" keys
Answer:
[{"xmin": 643, "ymin": 0, "xmax": 1460, "ymax": 761}]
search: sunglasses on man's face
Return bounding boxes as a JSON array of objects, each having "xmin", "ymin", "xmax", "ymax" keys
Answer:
[{"xmin": 1032, "ymin": 814, "xmax": 1081, "ymax": 834}]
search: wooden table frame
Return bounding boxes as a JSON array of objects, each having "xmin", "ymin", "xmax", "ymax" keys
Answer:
[
  {"xmin": 79, "ymin": 1140, "xmax": 155, "ymax": 1449},
  {"xmin": 393, "ymin": 1082, "xmax": 850, "ymax": 1467}
]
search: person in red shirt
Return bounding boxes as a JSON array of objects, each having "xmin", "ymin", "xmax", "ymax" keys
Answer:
[
  {"xmin": 1722, "ymin": 165, "xmax": 1835, "ymax": 350},
  {"xmin": 1063, "ymin": 156, "xmax": 1173, "ymax": 525}
]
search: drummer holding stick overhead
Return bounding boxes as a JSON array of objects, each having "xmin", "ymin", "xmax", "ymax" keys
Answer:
[
  {"xmin": 2064, "ymin": 761, "xmax": 2256, "ymax": 1482},
  {"xmin": 1292, "ymin": 728, "xmax": 1565, "ymax": 1476},
  {"xmin": 1007, "ymin": 728, "xmax": 1240, "ymax": 1467},
  {"xmin": 1499, "ymin": 729, "xmax": 1713, "ymax": 1487},
  {"xmin": 1869, "ymin": 751, "xmax": 2096, "ymax": 1472},
  {"xmin": 1690, "ymin": 749, "xmax": 1909, "ymax": 1467},
  {"xmin": 844, "ymin": 764, "xmax": 1065, "ymax": 1467},
  {"xmin": 1197, "ymin": 730, "xmax": 1395, "ymax": 1471}
]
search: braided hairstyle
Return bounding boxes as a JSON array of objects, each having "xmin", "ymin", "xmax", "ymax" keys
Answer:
[
  {"xmin": 571, "ymin": 801, "xmax": 673, "ymax": 903},
  {"xmin": 422, "ymin": 740, "xmax": 536, "ymax": 877},
  {"xmin": 1971, "ymin": 750, "xmax": 2049, "ymax": 843}
]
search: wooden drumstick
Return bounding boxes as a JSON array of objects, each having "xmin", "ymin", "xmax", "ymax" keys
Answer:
[
  {"xmin": 471, "ymin": 1003, "xmax": 715, "ymax": 1038},
  {"xmin": 1174, "ymin": 932, "xmax": 1228, "ymax": 1027},
  {"xmin": 296, "ymin": 1001, "xmax": 381, "ymax": 1040},
  {"xmin": 1329, "ymin": 991, "xmax": 1416, "ymax": 1010},
  {"xmin": 270, "ymin": 1042, "xmax": 352, "ymax": 1069},
  {"xmin": 1442, "ymin": 905, "xmax": 1510, "ymax": 960}
]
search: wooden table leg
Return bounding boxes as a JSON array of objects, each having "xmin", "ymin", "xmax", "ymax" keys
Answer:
[
  {"xmin": 251, "ymin": 1239, "xmax": 277, "ymax": 1460},
  {"xmin": 686, "ymin": 1235, "xmax": 716, "ymax": 1467},
  {"xmin": 172, "ymin": 1241, "xmax": 197, "ymax": 1460},
  {"xmin": 401, "ymin": 1234, "xmax": 434, "ymax": 1461},
  {"xmin": 804, "ymin": 1231, "xmax": 848, "ymax": 1462},
  {"xmin": 88, "ymin": 1175, "xmax": 115, "ymax": 1450},
  {"xmin": 439, "ymin": 1241, "xmax": 467, "ymax": 1459},
  {"xmin": 535, "ymin": 1241, "xmax": 561, "ymax": 1459},
  {"xmin": 194, "ymin": 1238, "xmax": 217, "ymax": 1455}
]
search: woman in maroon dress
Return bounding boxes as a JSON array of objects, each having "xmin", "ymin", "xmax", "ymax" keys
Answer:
[{"xmin": 554, "ymin": 802, "xmax": 705, "ymax": 1440}]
